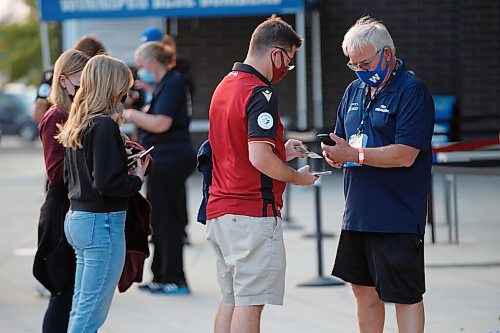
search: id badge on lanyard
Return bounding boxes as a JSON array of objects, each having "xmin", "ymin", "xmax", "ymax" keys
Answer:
[
  {"xmin": 344, "ymin": 86, "xmax": 372, "ymax": 168},
  {"xmin": 345, "ymin": 133, "xmax": 367, "ymax": 167},
  {"xmin": 344, "ymin": 61, "xmax": 398, "ymax": 167}
]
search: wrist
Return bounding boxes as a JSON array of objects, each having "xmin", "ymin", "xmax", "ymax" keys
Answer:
[
  {"xmin": 289, "ymin": 169, "xmax": 299, "ymax": 185},
  {"xmin": 348, "ymin": 146, "xmax": 358, "ymax": 163},
  {"xmin": 357, "ymin": 147, "xmax": 365, "ymax": 165},
  {"xmin": 125, "ymin": 109, "xmax": 133, "ymax": 122},
  {"xmin": 133, "ymin": 170, "xmax": 144, "ymax": 183}
]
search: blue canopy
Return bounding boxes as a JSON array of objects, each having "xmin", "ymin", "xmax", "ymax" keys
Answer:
[{"xmin": 39, "ymin": 0, "xmax": 318, "ymax": 21}]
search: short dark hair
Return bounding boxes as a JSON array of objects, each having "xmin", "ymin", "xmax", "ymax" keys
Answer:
[
  {"xmin": 73, "ymin": 35, "xmax": 108, "ymax": 58},
  {"xmin": 249, "ymin": 15, "xmax": 303, "ymax": 55}
]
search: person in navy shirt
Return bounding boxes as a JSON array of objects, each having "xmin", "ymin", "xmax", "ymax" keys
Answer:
[
  {"xmin": 321, "ymin": 16, "xmax": 434, "ymax": 333},
  {"xmin": 125, "ymin": 42, "xmax": 196, "ymax": 295}
]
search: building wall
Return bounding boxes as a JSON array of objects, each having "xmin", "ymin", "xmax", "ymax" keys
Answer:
[
  {"xmin": 175, "ymin": 0, "xmax": 499, "ymax": 142},
  {"xmin": 63, "ymin": 17, "xmax": 165, "ymax": 63},
  {"xmin": 459, "ymin": 0, "xmax": 500, "ymax": 139}
]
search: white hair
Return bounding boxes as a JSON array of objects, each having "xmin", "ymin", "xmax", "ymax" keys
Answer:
[{"xmin": 342, "ymin": 16, "xmax": 395, "ymax": 57}]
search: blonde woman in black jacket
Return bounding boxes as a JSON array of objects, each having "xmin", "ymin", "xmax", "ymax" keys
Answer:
[{"xmin": 56, "ymin": 55, "xmax": 149, "ymax": 333}]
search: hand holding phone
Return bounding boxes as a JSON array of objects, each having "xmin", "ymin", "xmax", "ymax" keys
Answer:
[
  {"xmin": 128, "ymin": 145, "xmax": 154, "ymax": 167},
  {"xmin": 317, "ymin": 133, "xmax": 336, "ymax": 146}
]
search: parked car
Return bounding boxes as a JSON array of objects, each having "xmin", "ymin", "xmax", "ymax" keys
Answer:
[{"xmin": 0, "ymin": 92, "xmax": 38, "ymax": 141}]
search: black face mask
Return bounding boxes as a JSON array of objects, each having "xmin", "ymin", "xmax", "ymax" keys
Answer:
[{"xmin": 68, "ymin": 85, "xmax": 80, "ymax": 102}]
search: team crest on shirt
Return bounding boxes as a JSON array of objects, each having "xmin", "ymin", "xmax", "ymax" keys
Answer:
[
  {"xmin": 257, "ymin": 112, "xmax": 274, "ymax": 130},
  {"xmin": 262, "ymin": 89, "xmax": 272, "ymax": 102}
]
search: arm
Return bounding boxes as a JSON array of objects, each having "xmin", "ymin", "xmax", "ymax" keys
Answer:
[
  {"xmin": 32, "ymin": 71, "xmax": 52, "ymax": 123},
  {"xmin": 249, "ymin": 141, "xmax": 316, "ymax": 185},
  {"xmin": 125, "ymin": 109, "xmax": 173, "ymax": 133},
  {"xmin": 364, "ymin": 144, "xmax": 419, "ymax": 167},
  {"xmin": 33, "ymin": 99, "xmax": 50, "ymax": 123},
  {"xmin": 39, "ymin": 110, "xmax": 66, "ymax": 182},
  {"xmin": 322, "ymin": 134, "xmax": 419, "ymax": 168},
  {"xmin": 126, "ymin": 73, "xmax": 183, "ymax": 133},
  {"xmin": 246, "ymin": 87, "xmax": 316, "ymax": 185},
  {"xmin": 92, "ymin": 118, "xmax": 143, "ymax": 197},
  {"xmin": 284, "ymin": 139, "xmax": 308, "ymax": 161},
  {"xmin": 324, "ymin": 84, "xmax": 433, "ymax": 168}
]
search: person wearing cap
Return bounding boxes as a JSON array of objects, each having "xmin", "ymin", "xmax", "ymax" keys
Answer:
[
  {"xmin": 140, "ymin": 27, "xmax": 164, "ymax": 44},
  {"xmin": 137, "ymin": 27, "xmax": 196, "ymax": 244},
  {"xmin": 126, "ymin": 41, "xmax": 197, "ymax": 295},
  {"xmin": 139, "ymin": 28, "xmax": 195, "ymax": 103}
]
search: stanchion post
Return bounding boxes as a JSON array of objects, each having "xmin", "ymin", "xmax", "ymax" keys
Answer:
[
  {"xmin": 297, "ymin": 175, "xmax": 344, "ymax": 287},
  {"xmin": 302, "ymin": 151, "xmax": 334, "ymax": 238},
  {"xmin": 314, "ymin": 180, "xmax": 324, "ymax": 276},
  {"xmin": 427, "ymin": 176, "xmax": 436, "ymax": 244},
  {"xmin": 282, "ymin": 158, "xmax": 304, "ymax": 230}
]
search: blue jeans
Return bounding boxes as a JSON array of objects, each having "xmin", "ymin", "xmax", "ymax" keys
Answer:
[{"xmin": 64, "ymin": 210, "xmax": 126, "ymax": 333}]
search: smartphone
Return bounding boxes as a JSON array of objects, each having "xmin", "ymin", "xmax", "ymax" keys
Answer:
[
  {"xmin": 127, "ymin": 145, "xmax": 154, "ymax": 167},
  {"xmin": 317, "ymin": 133, "xmax": 336, "ymax": 146},
  {"xmin": 311, "ymin": 170, "xmax": 333, "ymax": 176}
]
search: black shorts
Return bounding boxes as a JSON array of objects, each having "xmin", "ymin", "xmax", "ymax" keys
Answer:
[{"xmin": 332, "ymin": 230, "xmax": 425, "ymax": 304}]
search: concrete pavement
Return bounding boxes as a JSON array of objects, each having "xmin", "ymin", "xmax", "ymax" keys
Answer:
[{"xmin": 0, "ymin": 135, "xmax": 499, "ymax": 332}]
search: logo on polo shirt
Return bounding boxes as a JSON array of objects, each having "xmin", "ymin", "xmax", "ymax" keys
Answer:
[
  {"xmin": 257, "ymin": 112, "xmax": 273, "ymax": 130},
  {"xmin": 262, "ymin": 89, "xmax": 272, "ymax": 102},
  {"xmin": 348, "ymin": 102, "xmax": 359, "ymax": 113},
  {"xmin": 375, "ymin": 104, "xmax": 390, "ymax": 113}
]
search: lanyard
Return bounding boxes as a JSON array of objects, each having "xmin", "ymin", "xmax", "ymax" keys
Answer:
[{"xmin": 356, "ymin": 61, "xmax": 400, "ymax": 135}]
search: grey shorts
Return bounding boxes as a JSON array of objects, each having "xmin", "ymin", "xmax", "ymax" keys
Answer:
[{"xmin": 206, "ymin": 214, "xmax": 286, "ymax": 306}]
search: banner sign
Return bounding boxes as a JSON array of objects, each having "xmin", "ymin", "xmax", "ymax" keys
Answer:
[{"xmin": 39, "ymin": 0, "xmax": 316, "ymax": 21}]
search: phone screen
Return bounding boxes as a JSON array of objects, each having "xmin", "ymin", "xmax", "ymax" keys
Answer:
[{"xmin": 311, "ymin": 171, "xmax": 333, "ymax": 176}]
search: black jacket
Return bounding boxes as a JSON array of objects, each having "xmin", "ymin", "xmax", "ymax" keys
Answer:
[
  {"xmin": 196, "ymin": 139, "xmax": 212, "ymax": 224},
  {"xmin": 64, "ymin": 115, "xmax": 142, "ymax": 212},
  {"xmin": 33, "ymin": 181, "xmax": 74, "ymax": 294},
  {"xmin": 118, "ymin": 192, "xmax": 153, "ymax": 292}
]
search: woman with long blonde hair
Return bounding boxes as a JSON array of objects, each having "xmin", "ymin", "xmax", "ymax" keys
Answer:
[
  {"xmin": 33, "ymin": 49, "xmax": 89, "ymax": 333},
  {"xmin": 56, "ymin": 55, "xmax": 149, "ymax": 333}
]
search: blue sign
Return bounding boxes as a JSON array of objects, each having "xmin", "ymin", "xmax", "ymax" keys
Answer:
[{"xmin": 39, "ymin": 0, "xmax": 315, "ymax": 21}]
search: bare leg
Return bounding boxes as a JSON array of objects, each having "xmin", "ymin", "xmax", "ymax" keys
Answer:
[
  {"xmin": 351, "ymin": 284, "xmax": 385, "ymax": 333},
  {"xmin": 214, "ymin": 302, "xmax": 234, "ymax": 333},
  {"xmin": 230, "ymin": 305, "xmax": 264, "ymax": 333},
  {"xmin": 395, "ymin": 301, "xmax": 425, "ymax": 333}
]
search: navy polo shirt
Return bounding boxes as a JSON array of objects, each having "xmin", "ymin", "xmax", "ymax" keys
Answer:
[
  {"xmin": 334, "ymin": 60, "xmax": 435, "ymax": 235},
  {"xmin": 139, "ymin": 70, "xmax": 195, "ymax": 165}
]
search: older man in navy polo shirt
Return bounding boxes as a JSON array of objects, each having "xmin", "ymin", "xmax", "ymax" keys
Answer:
[{"xmin": 322, "ymin": 16, "xmax": 434, "ymax": 333}]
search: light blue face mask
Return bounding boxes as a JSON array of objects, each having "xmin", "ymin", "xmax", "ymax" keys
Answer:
[
  {"xmin": 144, "ymin": 92, "xmax": 153, "ymax": 104},
  {"xmin": 138, "ymin": 68, "xmax": 155, "ymax": 85},
  {"xmin": 355, "ymin": 50, "xmax": 390, "ymax": 87}
]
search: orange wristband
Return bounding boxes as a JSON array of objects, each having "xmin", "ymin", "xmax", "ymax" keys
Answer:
[{"xmin": 358, "ymin": 147, "xmax": 365, "ymax": 165}]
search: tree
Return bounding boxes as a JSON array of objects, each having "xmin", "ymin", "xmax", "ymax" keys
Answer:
[{"xmin": 0, "ymin": 0, "xmax": 59, "ymax": 85}]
